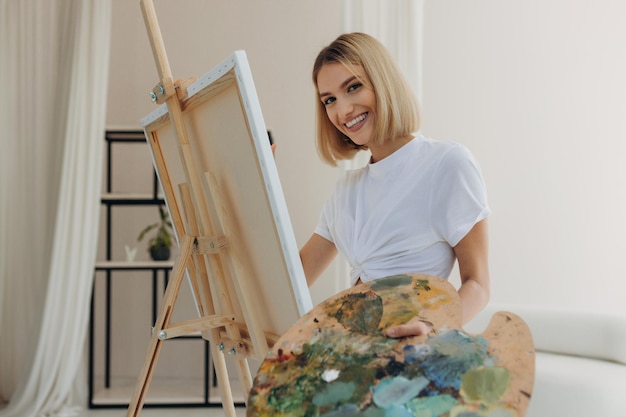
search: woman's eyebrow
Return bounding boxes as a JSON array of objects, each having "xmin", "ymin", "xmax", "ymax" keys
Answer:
[{"xmin": 319, "ymin": 75, "xmax": 358, "ymax": 98}]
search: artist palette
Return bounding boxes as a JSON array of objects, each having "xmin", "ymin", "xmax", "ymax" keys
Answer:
[{"xmin": 247, "ymin": 274, "xmax": 534, "ymax": 417}]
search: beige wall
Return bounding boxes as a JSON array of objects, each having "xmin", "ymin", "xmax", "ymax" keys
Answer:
[{"xmin": 421, "ymin": 1, "xmax": 626, "ymax": 314}]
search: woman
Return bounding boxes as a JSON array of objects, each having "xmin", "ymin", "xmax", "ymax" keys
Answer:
[{"xmin": 299, "ymin": 33, "xmax": 491, "ymax": 338}]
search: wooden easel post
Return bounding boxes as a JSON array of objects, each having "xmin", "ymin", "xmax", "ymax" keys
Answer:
[{"xmin": 126, "ymin": 1, "xmax": 266, "ymax": 416}]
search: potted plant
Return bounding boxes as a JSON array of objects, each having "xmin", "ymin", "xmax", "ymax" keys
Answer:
[{"xmin": 137, "ymin": 205, "xmax": 174, "ymax": 261}]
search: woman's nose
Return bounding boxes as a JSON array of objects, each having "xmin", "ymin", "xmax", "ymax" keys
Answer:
[{"xmin": 337, "ymin": 99, "xmax": 354, "ymax": 119}]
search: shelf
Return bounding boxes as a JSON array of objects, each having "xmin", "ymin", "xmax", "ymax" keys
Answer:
[
  {"xmin": 101, "ymin": 193, "xmax": 165, "ymax": 205},
  {"xmin": 90, "ymin": 130, "xmax": 213, "ymax": 409},
  {"xmin": 95, "ymin": 260, "xmax": 175, "ymax": 270},
  {"xmin": 106, "ymin": 130, "xmax": 147, "ymax": 142}
]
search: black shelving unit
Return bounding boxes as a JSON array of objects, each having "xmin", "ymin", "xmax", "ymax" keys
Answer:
[{"xmin": 88, "ymin": 130, "xmax": 218, "ymax": 409}]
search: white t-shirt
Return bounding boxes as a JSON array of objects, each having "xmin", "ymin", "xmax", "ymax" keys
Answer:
[{"xmin": 314, "ymin": 134, "xmax": 491, "ymax": 286}]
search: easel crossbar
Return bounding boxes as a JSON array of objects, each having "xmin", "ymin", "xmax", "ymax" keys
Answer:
[
  {"xmin": 192, "ymin": 234, "xmax": 228, "ymax": 254},
  {"xmin": 156, "ymin": 314, "xmax": 237, "ymax": 340}
]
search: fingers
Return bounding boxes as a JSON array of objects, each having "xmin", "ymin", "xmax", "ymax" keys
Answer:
[
  {"xmin": 271, "ymin": 143, "xmax": 277, "ymax": 156},
  {"xmin": 386, "ymin": 320, "xmax": 433, "ymax": 339}
]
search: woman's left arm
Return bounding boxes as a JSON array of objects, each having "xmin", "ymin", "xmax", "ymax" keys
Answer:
[
  {"xmin": 386, "ymin": 219, "xmax": 490, "ymax": 338},
  {"xmin": 454, "ymin": 218, "xmax": 490, "ymax": 324}
]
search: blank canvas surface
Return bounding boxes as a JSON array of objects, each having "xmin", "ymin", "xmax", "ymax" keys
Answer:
[{"xmin": 142, "ymin": 51, "xmax": 312, "ymax": 356}]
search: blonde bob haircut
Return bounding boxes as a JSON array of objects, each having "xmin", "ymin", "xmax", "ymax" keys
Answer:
[{"xmin": 312, "ymin": 32, "xmax": 420, "ymax": 166}]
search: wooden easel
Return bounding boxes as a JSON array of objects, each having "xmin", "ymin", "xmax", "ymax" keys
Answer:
[{"xmin": 126, "ymin": 1, "xmax": 273, "ymax": 415}]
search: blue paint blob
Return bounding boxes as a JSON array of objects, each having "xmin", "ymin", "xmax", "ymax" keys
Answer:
[
  {"xmin": 419, "ymin": 329, "xmax": 488, "ymax": 390},
  {"xmin": 403, "ymin": 343, "xmax": 432, "ymax": 364}
]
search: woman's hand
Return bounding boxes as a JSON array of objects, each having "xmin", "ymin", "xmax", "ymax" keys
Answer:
[{"xmin": 385, "ymin": 318, "xmax": 433, "ymax": 338}]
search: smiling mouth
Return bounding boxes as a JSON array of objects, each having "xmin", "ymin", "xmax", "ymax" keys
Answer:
[{"xmin": 345, "ymin": 113, "xmax": 368, "ymax": 129}]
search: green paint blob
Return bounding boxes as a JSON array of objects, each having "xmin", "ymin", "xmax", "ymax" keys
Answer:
[
  {"xmin": 312, "ymin": 381, "xmax": 357, "ymax": 407},
  {"xmin": 414, "ymin": 279, "xmax": 431, "ymax": 292},
  {"xmin": 370, "ymin": 275, "xmax": 413, "ymax": 290},
  {"xmin": 461, "ymin": 366, "xmax": 511, "ymax": 403},
  {"xmin": 406, "ymin": 394, "xmax": 458, "ymax": 417},
  {"xmin": 330, "ymin": 292, "xmax": 383, "ymax": 335}
]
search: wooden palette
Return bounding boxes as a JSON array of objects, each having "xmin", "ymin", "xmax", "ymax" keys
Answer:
[{"xmin": 247, "ymin": 274, "xmax": 534, "ymax": 416}]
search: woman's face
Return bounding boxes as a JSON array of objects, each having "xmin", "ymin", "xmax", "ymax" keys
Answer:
[{"xmin": 316, "ymin": 62, "xmax": 377, "ymax": 147}]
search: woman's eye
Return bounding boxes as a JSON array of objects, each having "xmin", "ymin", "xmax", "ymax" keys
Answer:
[
  {"xmin": 323, "ymin": 97, "xmax": 336, "ymax": 106},
  {"xmin": 348, "ymin": 83, "xmax": 362, "ymax": 93}
]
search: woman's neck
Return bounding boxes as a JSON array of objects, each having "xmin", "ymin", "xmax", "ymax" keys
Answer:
[{"xmin": 369, "ymin": 135, "xmax": 414, "ymax": 163}]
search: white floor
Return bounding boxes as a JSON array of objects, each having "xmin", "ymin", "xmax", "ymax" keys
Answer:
[
  {"xmin": 86, "ymin": 376, "xmax": 248, "ymax": 416},
  {"xmin": 78, "ymin": 407, "xmax": 246, "ymax": 416}
]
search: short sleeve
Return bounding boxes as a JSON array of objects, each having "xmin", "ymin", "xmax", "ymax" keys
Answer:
[{"xmin": 430, "ymin": 144, "xmax": 491, "ymax": 246}]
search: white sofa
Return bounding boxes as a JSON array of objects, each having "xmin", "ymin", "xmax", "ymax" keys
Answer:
[{"xmin": 466, "ymin": 305, "xmax": 626, "ymax": 417}]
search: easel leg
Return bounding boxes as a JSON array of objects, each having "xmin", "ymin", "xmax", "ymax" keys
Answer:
[
  {"xmin": 181, "ymin": 182, "xmax": 245, "ymax": 411},
  {"xmin": 126, "ymin": 236, "xmax": 193, "ymax": 417},
  {"xmin": 211, "ymin": 344, "xmax": 237, "ymax": 417},
  {"xmin": 236, "ymin": 358, "xmax": 252, "ymax": 403}
]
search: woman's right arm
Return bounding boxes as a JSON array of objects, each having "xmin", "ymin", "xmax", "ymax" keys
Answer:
[{"xmin": 299, "ymin": 233, "xmax": 338, "ymax": 287}]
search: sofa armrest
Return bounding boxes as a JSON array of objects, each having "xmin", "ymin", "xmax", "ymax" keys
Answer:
[{"xmin": 466, "ymin": 304, "xmax": 626, "ymax": 364}]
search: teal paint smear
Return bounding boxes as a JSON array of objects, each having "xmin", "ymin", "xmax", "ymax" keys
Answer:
[
  {"xmin": 319, "ymin": 404, "xmax": 361, "ymax": 416},
  {"xmin": 461, "ymin": 366, "xmax": 511, "ymax": 403},
  {"xmin": 372, "ymin": 376, "xmax": 429, "ymax": 408},
  {"xmin": 370, "ymin": 275, "xmax": 412, "ymax": 290},
  {"xmin": 312, "ymin": 381, "xmax": 357, "ymax": 408},
  {"xmin": 363, "ymin": 407, "xmax": 386, "ymax": 417},
  {"xmin": 406, "ymin": 394, "xmax": 457, "ymax": 417},
  {"xmin": 381, "ymin": 404, "xmax": 413, "ymax": 417}
]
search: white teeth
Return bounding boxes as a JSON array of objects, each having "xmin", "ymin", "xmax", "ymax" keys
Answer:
[{"xmin": 346, "ymin": 113, "xmax": 367, "ymax": 128}]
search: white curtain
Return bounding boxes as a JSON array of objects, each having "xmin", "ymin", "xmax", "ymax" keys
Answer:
[
  {"xmin": 342, "ymin": 0, "xmax": 424, "ymax": 103},
  {"xmin": 0, "ymin": 1, "xmax": 111, "ymax": 416},
  {"xmin": 341, "ymin": 0, "xmax": 424, "ymax": 170}
]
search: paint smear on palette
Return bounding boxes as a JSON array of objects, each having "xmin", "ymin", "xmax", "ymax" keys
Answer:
[
  {"xmin": 406, "ymin": 394, "xmax": 458, "ymax": 417},
  {"xmin": 312, "ymin": 381, "xmax": 356, "ymax": 407},
  {"xmin": 370, "ymin": 274, "xmax": 413, "ymax": 290},
  {"xmin": 247, "ymin": 275, "xmax": 528, "ymax": 417},
  {"xmin": 461, "ymin": 366, "xmax": 511, "ymax": 403},
  {"xmin": 373, "ymin": 275, "xmax": 455, "ymax": 329},
  {"xmin": 372, "ymin": 376, "xmax": 429, "ymax": 408},
  {"xmin": 325, "ymin": 291, "xmax": 383, "ymax": 335},
  {"xmin": 372, "ymin": 276, "xmax": 422, "ymax": 330},
  {"xmin": 419, "ymin": 329, "xmax": 489, "ymax": 390}
]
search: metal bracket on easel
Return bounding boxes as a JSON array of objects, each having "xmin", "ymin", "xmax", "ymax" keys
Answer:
[
  {"xmin": 149, "ymin": 77, "xmax": 175, "ymax": 103},
  {"xmin": 150, "ymin": 76, "xmax": 197, "ymax": 104}
]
